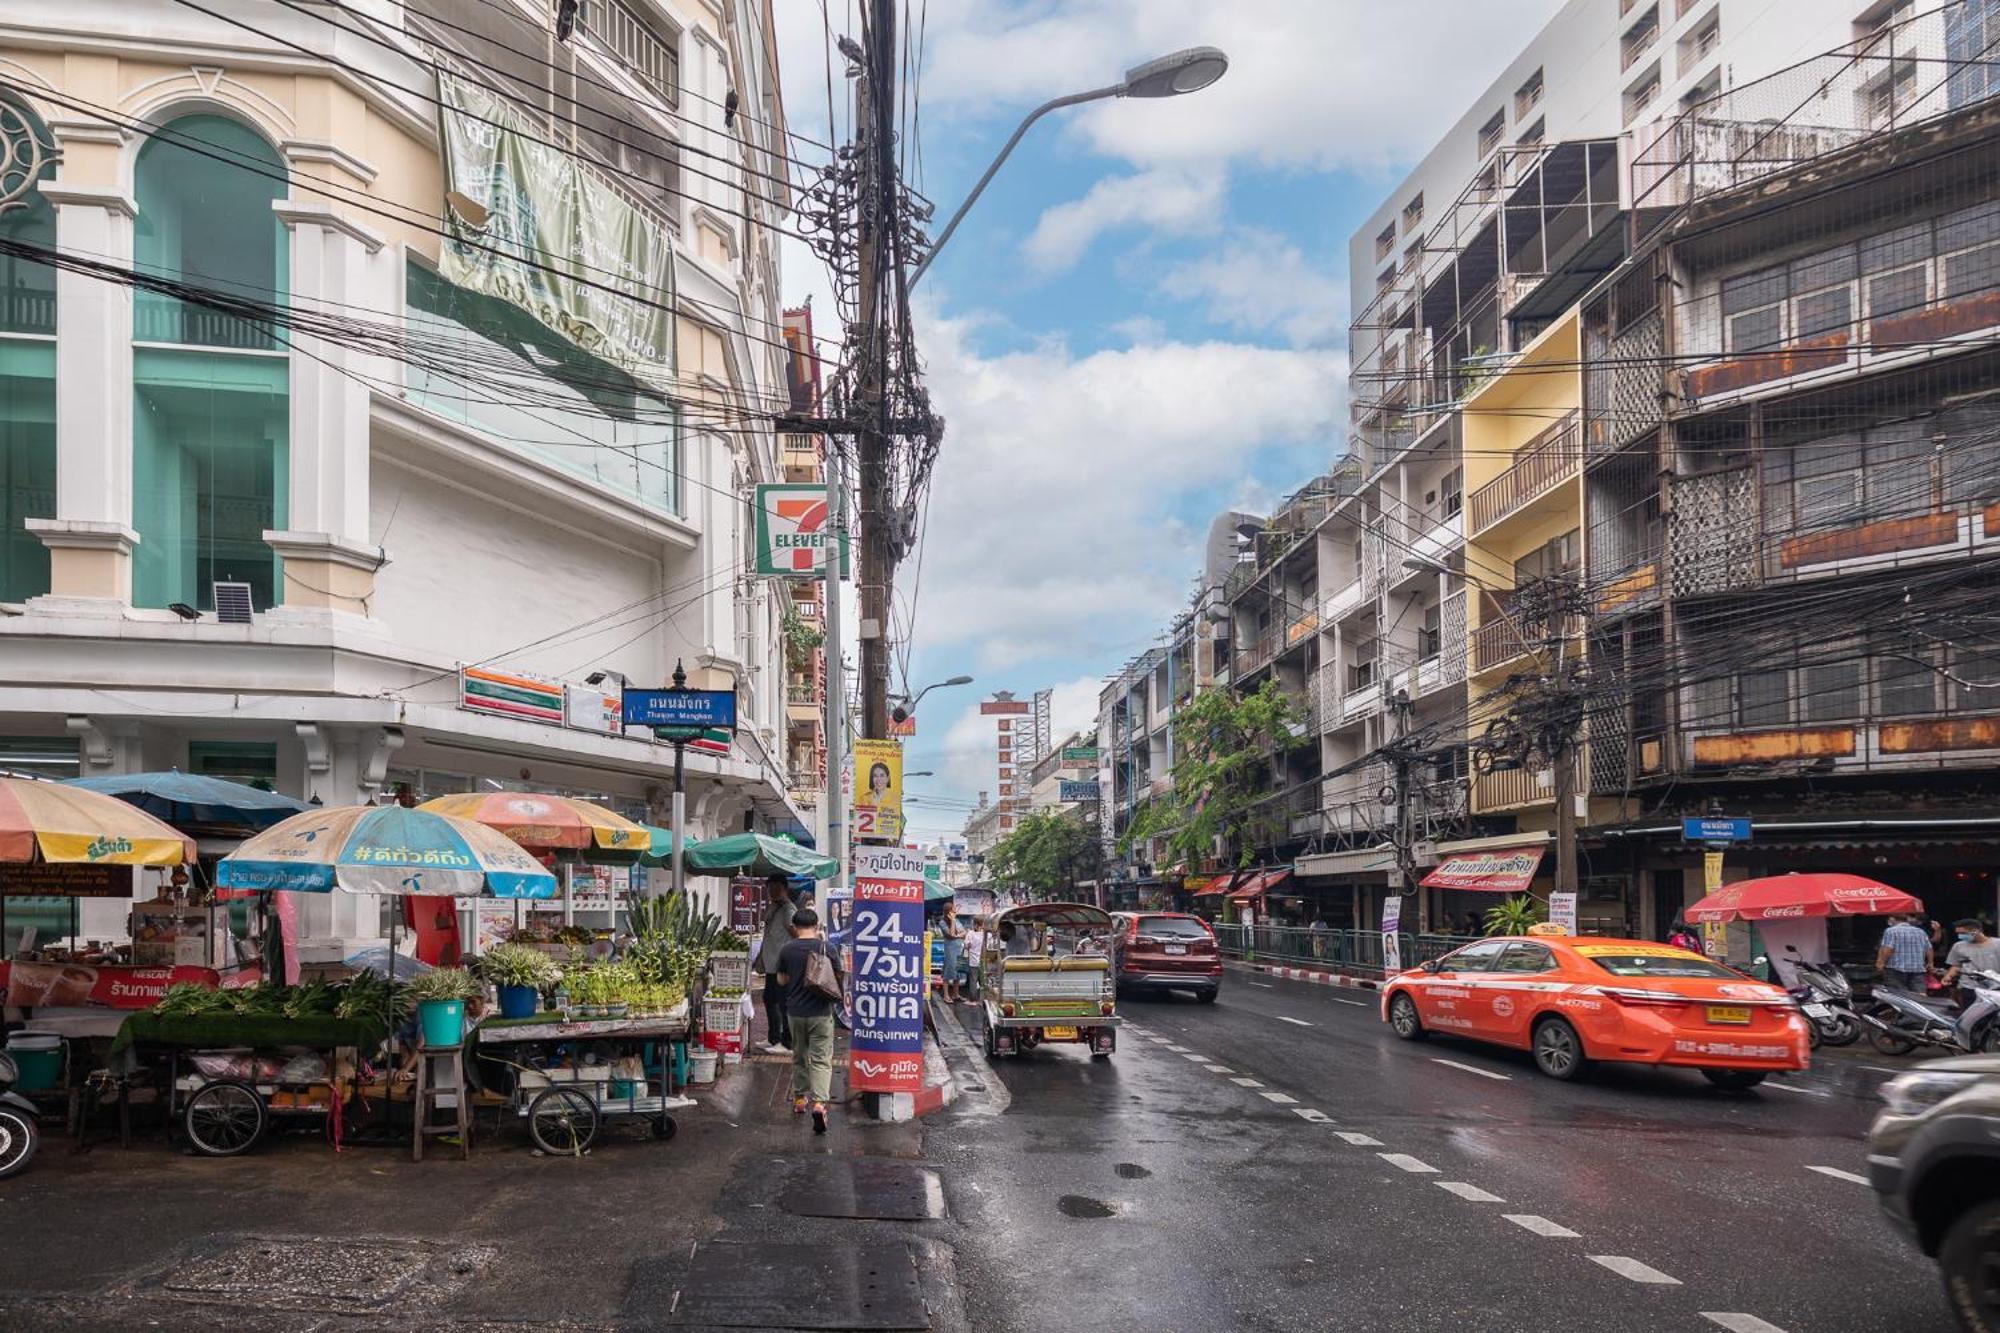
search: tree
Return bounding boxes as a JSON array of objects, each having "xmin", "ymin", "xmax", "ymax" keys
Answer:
[
  {"xmin": 1120, "ymin": 680, "xmax": 1308, "ymax": 872},
  {"xmin": 988, "ymin": 808, "xmax": 1101, "ymax": 901}
]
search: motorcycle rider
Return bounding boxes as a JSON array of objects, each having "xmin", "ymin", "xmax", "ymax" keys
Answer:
[{"xmin": 1944, "ymin": 918, "xmax": 2000, "ymax": 1010}]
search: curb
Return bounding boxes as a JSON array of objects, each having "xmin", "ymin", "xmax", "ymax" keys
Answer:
[
  {"xmin": 873, "ymin": 998, "xmax": 962, "ymax": 1122},
  {"xmin": 1226, "ymin": 959, "xmax": 1384, "ymax": 993}
]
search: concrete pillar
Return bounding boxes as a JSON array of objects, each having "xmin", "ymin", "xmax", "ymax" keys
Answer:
[
  {"xmin": 29, "ymin": 183, "xmax": 138, "ymax": 605},
  {"xmin": 266, "ymin": 199, "xmax": 387, "ymax": 621}
]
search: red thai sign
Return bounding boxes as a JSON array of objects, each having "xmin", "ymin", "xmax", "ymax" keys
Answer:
[
  {"xmin": 1420, "ymin": 848, "xmax": 1545, "ymax": 893},
  {"xmin": 0, "ymin": 960, "xmax": 262, "ymax": 1009}
]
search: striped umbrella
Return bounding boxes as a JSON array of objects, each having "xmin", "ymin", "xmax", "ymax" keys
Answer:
[
  {"xmin": 0, "ymin": 776, "xmax": 194, "ymax": 865},
  {"xmin": 216, "ymin": 805, "xmax": 557, "ymax": 898},
  {"xmin": 416, "ymin": 792, "xmax": 651, "ymax": 861}
]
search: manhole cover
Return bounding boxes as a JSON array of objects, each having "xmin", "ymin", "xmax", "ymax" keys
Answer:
[
  {"xmin": 785, "ymin": 1158, "xmax": 944, "ymax": 1221},
  {"xmin": 146, "ymin": 1236, "xmax": 492, "ymax": 1314},
  {"xmin": 641, "ymin": 1240, "xmax": 927, "ymax": 1329}
]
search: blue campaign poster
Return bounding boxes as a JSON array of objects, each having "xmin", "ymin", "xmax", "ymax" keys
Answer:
[{"xmin": 846, "ymin": 845, "xmax": 926, "ymax": 1094}]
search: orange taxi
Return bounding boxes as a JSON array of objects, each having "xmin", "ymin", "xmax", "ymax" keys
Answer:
[{"xmin": 1380, "ymin": 934, "xmax": 1808, "ymax": 1088}]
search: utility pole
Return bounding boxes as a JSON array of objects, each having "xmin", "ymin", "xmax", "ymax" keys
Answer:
[
  {"xmin": 855, "ymin": 0, "xmax": 897, "ymax": 742},
  {"xmin": 1388, "ymin": 689, "xmax": 1422, "ymax": 932},
  {"xmin": 823, "ymin": 441, "xmax": 849, "ymax": 908}
]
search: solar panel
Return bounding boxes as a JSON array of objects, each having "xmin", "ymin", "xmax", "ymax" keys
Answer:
[{"xmin": 212, "ymin": 581, "xmax": 254, "ymax": 625}]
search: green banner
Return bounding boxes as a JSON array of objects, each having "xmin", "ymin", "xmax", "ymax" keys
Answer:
[{"xmin": 436, "ymin": 72, "xmax": 674, "ymax": 392}]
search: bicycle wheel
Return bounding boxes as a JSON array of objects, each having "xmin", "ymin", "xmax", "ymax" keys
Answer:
[
  {"xmin": 183, "ymin": 1081, "xmax": 266, "ymax": 1157},
  {"xmin": 528, "ymin": 1087, "xmax": 598, "ymax": 1156}
]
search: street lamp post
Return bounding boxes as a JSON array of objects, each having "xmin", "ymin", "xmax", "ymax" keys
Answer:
[
  {"xmin": 907, "ymin": 46, "xmax": 1229, "ymax": 290},
  {"xmin": 890, "ymin": 674, "xmax": 974, "ymax": 725}
]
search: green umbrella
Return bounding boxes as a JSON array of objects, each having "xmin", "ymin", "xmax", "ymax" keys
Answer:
[
  {"xmin": 634, "ymin": 824, "xmax": 698, "ymax": 868},
  {"xmin": 682, "ymin": 831, "xmax": 836, "ymax": 880}
]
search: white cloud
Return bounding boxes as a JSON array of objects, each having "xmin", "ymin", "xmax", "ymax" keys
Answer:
[
  {"xmin": 1021, "ymin": 168, "xmax": 1224, "ymax": 273},
  {"xmin": 1161, "ymin": 228, "xmax": 1348, "ymax": 347}
]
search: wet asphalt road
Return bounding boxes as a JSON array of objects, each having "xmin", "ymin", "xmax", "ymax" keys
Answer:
[{"xmin": 928, "ymin": 967, "xmax": 1953, "ymax": 1333}]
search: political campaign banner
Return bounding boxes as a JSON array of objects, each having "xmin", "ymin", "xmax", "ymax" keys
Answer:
[{"xmin": 846, "ymin": 845, "xmax": 926, "ymax": 1095}]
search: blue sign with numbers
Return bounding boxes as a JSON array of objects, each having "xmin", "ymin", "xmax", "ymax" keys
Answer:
[{"xmin": 1682, "ymin": 817, "xmax": 1752, "ymax": 843}]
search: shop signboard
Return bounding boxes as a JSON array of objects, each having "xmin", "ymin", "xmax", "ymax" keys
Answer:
[
  {"xmin": 980, "ymin": 698, "xmax": 1031, "ymax": 715},
  {"xmin": 1419, "ymin": 849, "xmax": 1544, "ymax": 893},
  {"xmin": 461, "ymin": 666, "xmax": 565, "ymax": 725},
  {"xmin": 1382, "ymin": 895, "xmax": 1404, "ymax": 973},
  {"xmin": 564, "ymin": 683, "xmax": 622, "ymax": 735},
  {"xmin": 754, "ymin": 483, "xmax": 847, "ymax": 577},
  {"xmin": 0, "ymin": 862, "xmax": 132, "ymax": 897},
  {"xmin": 1058, "ymin": 780, "xmax": 1100, "ymax": 803},
  {"xmin": 0, "ymin": 960, "xmax": 260, "ymax": 1009},
  {"xmin": 1061, "ymin": 744, "xmax": 1099, "ymax": 768},
  {"xmin": 847, "ymin": 845, "xmax": 926, "ymax": 1095},
  {"xmin": 852, "ymin": 738, "xmax": 903, "ymax": 842}
]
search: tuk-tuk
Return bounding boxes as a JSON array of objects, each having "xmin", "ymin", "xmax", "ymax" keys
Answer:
[{"xmin": 979, "ymin": 902, "xmax": 1119, "ymax": 1059}]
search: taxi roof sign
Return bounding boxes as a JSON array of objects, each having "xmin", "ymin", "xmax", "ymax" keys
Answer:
[{"xmin": 1526, "ymin": 922, "xmax": 1570, "ymax": 937}]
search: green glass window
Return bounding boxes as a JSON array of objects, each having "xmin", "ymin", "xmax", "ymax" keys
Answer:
[
  {"xmin": 133, "ymin": 348, "xmax": 287, "ymax": 611},
  {"xmin": 404, "ymin": 261, "xmax": 678, "ymax": 514},
  {"xmin": 188, "ymin": 740, "xmax": 278, "ymax": 787},
  {"xmin": 0, "ymin": 98, "xmax": 56, "ymax": 603},
  {"xmin": 0, "ymin": 97, "xmax": 57, "ymax": 337},
  {"xmin": 133, "ymin": 114, "xmax": 286, "ymax": 350}
]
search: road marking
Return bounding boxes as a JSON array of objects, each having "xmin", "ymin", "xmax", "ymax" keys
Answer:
[
  {"xmin": 1327, "ymin": 995, "xmax": 1368, "ymax": 1006},
  {"xmin": 1293, "ymin": 1108, "xmax": 1332, "ymax": 1123},
  {"xmin": 1248, "ymin": 981, "xmax": 1275, "ymax": 988},
  {"xmin": 1431, "ymin": 1058, "xmax": 1512, "ymax": 1081},
  {"xmin": 1437, "ymin": 1181, "xmax": 1503, "ymax": 1203},
  {"xmin": 1163, "ymin": 1044, "xmax": 1190, "ymax": 1053},
  {"xmin": 1765, "ymin": 1081, "xmax": 1831, "ymax": 1098},
  {"xmin": 1260, "ymin": 1091, "xmax": 1299, "ymax": 1105},
  {"xmin": 1276, "ymin": 1016, "xmax": 1313, "ymax": 1027},
  {"xmin": 1588, "ymin": 1256, "xmax": 1681, "ymax": 1285},
  {"xmin": 1203, "ymin": 1064, "xmax": 1232, "ymax": 1073},
  {"xmin": 1701, "ymin": 1315, "xmax": 1789, "ymax": 1333},
  {"xmin": 1179, "ymin": 1052, "xmax": 1208, "ymax": 1062},
  {"xmin": 1378, "ymin": 1153, "xmax": 1438, "ymax": 1174},
  {"xmin": 1334, "ymin": 1132, "xmax": 1382, "ymax": 1146},
  {"xmin": 1805, "ymin": 1165, "xmax": 1869, "ymax": 1185},
  {"xmin": 1504, "ymin": 1215, "xmax": 1580, "ymax": 1238},
  {"xmin": 1860, "ymin": 1065, "xmax": 1903, "ymax": 1075},
  {"xmin": 1231, "ymin": 1077, "xmax": 1264, "ymax": 1088}
]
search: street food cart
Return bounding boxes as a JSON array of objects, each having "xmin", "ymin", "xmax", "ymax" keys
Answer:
[{"xmin": 472, "ymin": 1005, "xmax": 693, "ymax": 1154}]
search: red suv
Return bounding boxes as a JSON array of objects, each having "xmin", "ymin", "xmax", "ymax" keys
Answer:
[{"xmin": 1111, "ymin": 913, "xmax": 1222, "ymax": 1003}]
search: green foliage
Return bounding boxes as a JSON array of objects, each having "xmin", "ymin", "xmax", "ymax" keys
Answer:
[
  {"xmin": 626, "ymin": 888, "xmax": 732, "ymax": 991},
  {"xmin": 476, "ymin": 941, "xmax": 560, "ymax": 990},
  {"xmin": 405, "ymin": 966, "xmax": 482, "ymax": 1004},
  {"xmin": 782, "ymin": 609, "xmax": 825, "ymax": 669},
  {"xmin": 1482, "ymin": 895, "xmax": 1545, "ymax": 936},
  {"xmin": 988, "ymin": 809, "xmax": 1100, "ymax": 900},
  {"xmin": 1120, "ymin": 680, "xmax": 1308, "ymax": 871}
]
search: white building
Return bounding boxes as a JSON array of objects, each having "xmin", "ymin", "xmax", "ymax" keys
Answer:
[{"xmin": 0, "ymin": 0, "xmax": 803, "ymax": 953}]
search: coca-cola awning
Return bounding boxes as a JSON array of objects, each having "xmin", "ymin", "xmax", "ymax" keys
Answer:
[
  {"xmin": 1685, "ymin": 872, "xmax": 1922, "ymax": 923},
  {"xmin": 1420, "ymin": 848, "xmax": 1545, "ymax": 893}
]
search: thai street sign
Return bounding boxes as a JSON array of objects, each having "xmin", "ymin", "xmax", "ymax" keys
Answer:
[
  {"xmin": 1683, "ymin": 817, "xmax": 1752, "ymax": 844},
  {"xmin": 1058, "ymin": 780, "xmax": 1100, "ymax": 803},
  {"xmin": 623, "ymin": 688, "xmax": 736, "ymax": 731}
]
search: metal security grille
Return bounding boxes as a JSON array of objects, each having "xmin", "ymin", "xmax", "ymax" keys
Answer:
[
  {"xmin": 1668, "ymin": 466, "xmax": 1759, "ymax": 596},
  {"xmin": 1610, "ymin": 310, "xmax": 1664, "ymax": 448}
]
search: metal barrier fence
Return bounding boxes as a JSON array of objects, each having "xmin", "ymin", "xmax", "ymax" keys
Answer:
[{"xmin": 1212, "ymin": 924, "xmax": 1480, "ymax": 977}]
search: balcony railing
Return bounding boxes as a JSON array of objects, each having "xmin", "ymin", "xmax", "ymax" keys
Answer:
[
  {"xmin": 1473, "ymin": 765, "xmax": 1552, "ymax": 813},
  {"xmin": 1235, "ymin": 632, "xmax": 1278, "ymax": 678},
  {"xmin": 0, "ymin": 287, "xmax": 54, "ymax": 336},
  {"xmin": 581, "ymin": 0, "xmax": 681, "ymax": 106},
  {"xmin": 786, "ymin": 683, "xmax": 819, "ymax": 706},
  {"xmin": 1467, "ymin": 411, "xmax": 1581, "ymax": 534}
]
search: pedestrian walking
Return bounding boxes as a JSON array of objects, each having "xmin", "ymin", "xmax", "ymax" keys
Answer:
[
  {"xmin": 1943, "ymin": 918, "xmax": 2000, "ymax": 1008},
  {"xmin": 1308, "ymin": 914, "xmax": 1329, "ymax": 960},
  {"xmin": 775, "ymin": 907, "xmax": 843, "ymax": 1133},
  {"xmin": 1877, "ymin": 913, "xmax": 1934, "ymax": 993},
  {"xmin": 755, "ymin": 874, "xmax": 798, "ymax": 1054},
  {"xmin": 938, "ymin": 911, "xmax": 965, "ymax": 1003},
  {"xmin": 962, "ymin": 916, "xmax": 987, "ymax": 1001}
]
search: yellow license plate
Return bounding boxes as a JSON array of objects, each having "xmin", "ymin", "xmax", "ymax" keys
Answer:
[
  {"xmin": 1706, "ymin": 1005, "xmax": 1752, "ymax": 1025},
  {"xmin": 1042, "ymin": 1025, "xmax": 1079, "ymax": 1040}
]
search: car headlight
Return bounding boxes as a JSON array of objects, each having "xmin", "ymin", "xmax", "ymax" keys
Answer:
[{"xmin": 1880, "ymin": 1070, "xmax": 1983, "ymax": 1116}]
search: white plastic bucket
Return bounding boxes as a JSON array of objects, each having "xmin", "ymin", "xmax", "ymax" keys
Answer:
[{"xmin": 689, "ymin": 1050, "xmax": 719, "ymax": 1084}]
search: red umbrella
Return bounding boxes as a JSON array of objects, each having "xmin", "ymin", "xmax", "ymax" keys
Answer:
[{"xmin": 1684, "ymin": 872, "xmax": 1922, "ymax": 923}]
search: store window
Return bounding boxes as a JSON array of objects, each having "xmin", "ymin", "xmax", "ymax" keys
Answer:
[
  {"xmin": 0, "ymin": 96, "xmax": 56, "ymax": 604},
  {"xmin": 132, "ymin": 114, "xmax": 289, "ymax": 612},
  {"xmin": 188, "ymin": 740, "xmax": 278, "ymax": 788},
  {"xmin": 1738, "ymin": 669, "xmax": 1790, "ymax": 728},
  {"xmin": 0, "ymin": 734, "xmax": 78, "ymax": 778}
]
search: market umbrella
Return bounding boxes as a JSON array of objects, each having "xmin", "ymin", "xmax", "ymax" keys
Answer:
[
  {"xmin": 65, "ymin": 771, "xmax": 310, "ymax": 833},
  {"xmin": 0, "ymin": 776, "xmax": 194, "ymax": 865},
  {"xmin": 682, "ymin": 831, "xmax": 836, "ymax": 880},
  {"xmin": 216, "ymin": 805, "xmax": 557, "ymax": 898},
  {"xmin": 634, "ymin": 824, "xmax": 696, "ymax": 867},
  {"xmin": 416, "ymin": 792, "xmax": 651, "ymax": 861},
  {"xmin": 1684, "ymin": 872, "xmax": 1921, "ymax": 923}
]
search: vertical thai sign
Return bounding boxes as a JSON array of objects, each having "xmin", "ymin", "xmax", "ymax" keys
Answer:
[
  {"xmin": 1701, "ymin": 851, "xmax": 1727, "ymax": 958},
  {"xmin": 1382, "ymin": 894, "xmax": 1404, "ymax": 973},
  {"xmin": 851, "ymin": 737, "xmax": 903, "ymax": 842},
  {"xmin": 847, "ymin": 845, "xmax": 926, "ymax": 1095}
]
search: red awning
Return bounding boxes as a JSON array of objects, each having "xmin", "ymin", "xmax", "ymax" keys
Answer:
[
  {"xmin": 1229, "ymin": 868, "xmax": 1293, "ymax": 902},
  {"xmin": 1685, "ymin": 872, "xmax": 1922, "ymax": 923},
  {"xmin": 1420, "ymin": 848, "xmax": 1544, "ymax": 893},
  {"xmin": 1191, "ymin": 874, "xmax": 1233, "ymax": 898}
]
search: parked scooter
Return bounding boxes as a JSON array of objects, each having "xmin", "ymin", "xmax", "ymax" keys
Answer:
[
  {"xmin": 1779, "ymin": 946, "xmax": 1862, "ymax": 1048},
  {"xmin": 1864, "ymin": 966, "xmax": 2000, "ymax": 1056},
  {"xmin": 0, "ymin": 1049, "xmax": 39, "ymax": 1179}
]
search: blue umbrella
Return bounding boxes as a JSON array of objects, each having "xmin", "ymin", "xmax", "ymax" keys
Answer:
[{"xmin": 66, "ymin": 770, "xmax": 311, "ymax": 831}]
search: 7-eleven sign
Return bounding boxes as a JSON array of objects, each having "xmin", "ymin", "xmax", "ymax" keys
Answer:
[{"xmin": 755, "ymin": 483, "xmax": 847, "ymax": 578}]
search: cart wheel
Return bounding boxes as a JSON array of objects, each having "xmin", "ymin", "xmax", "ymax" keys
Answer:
[
  {"xmin": 982, "ymin": 1020, "xmax": 998, "ymax": 1059},
  {"xmin": 528, "ymin": 1087, "xmax": 598, "ymax": 1156},
  {"xmin": 652, "ymin": 1114, "xmax": 678, "ymax": 1141},
  {"xmin": 183, "ymin": 1081, "xmax": 265, "ymax": 1157}
]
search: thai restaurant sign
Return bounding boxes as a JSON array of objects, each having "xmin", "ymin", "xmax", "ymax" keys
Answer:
[{"xmin": 1419, "ymin": 848, "xmax": 1545, "ymax": 893}]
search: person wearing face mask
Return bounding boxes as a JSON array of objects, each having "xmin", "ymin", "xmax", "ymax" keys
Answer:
[{"xmin": 1943, "ymin": 918, "xmax": 2000, "ymax": 1009}]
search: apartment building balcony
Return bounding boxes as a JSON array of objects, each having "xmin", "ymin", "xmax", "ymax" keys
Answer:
[
  {"xmin": 782, "ymin": 435, "xmax": 823, "ymax": 483},
  {"xmin": 1235, "ymin": 631, "xmax": 1279, "ymax": 680},
  {"xmin": 1340, "ymin": 677, "xmax": 1383, "ymax": 724},
  {"xmin": 1470, "ymin": 611, "xmax": 1582, "ymax": 677},
  {"xmin": 1324, "ymin": 573, "xmax": 1373, "ymax": 623},
  {"xmin": 1467, "ymin": 411, "xmax": 1581, "ymax": 536},
  {"xmin": 786, "ymin": 681, "xmax": 822, "ymax": 723},
  {"xmin": 1473, "ymin": 763, "xmax": 1554, "ymax": 814}
]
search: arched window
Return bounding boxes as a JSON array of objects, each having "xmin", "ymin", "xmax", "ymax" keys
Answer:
[
  {"xmin": 131, "ymin": 113, "xmax": 288, "ymax": 612},
  {"xmin": 0, "ymin": 95, "xmax": 58, "ymax": 603}
]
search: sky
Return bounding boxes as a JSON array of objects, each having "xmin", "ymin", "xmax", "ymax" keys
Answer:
[{"xmin": 770, "ymin": 1, "xmax": 1566, "ymax": 842}]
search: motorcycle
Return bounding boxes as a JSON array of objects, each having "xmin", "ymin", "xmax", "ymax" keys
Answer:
[
  {"xmin": 0, "ymin": 1049, "xmax": 39, "ymax": 1179},
  {"xmin": 1863, "ymin": 966, "xmax": 2000, "ymax": 1057},
  {"xmin": 1774, "ymin": 946, "xmax": 1862, "ymax": 1048}
]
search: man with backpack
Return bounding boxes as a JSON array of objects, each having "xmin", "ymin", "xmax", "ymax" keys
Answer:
[{"xmin": 776, "ymin": 906, "xmax": 844, "ymax": 1134}]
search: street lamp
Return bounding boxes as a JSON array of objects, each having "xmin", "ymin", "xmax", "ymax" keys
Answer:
[
  {"xmin": 891, "ymin": 674, "xmax": 974, "ymax": 724},
  {"xmin": 908, "ymin": 45, "xmax": 1230, "ymax": 289}
]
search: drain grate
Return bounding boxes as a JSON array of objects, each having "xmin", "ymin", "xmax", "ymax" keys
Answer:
[
  {"xmin": 142, "ymin": 1235, "xmax": 492, "ymax": 1315},
  {"xmin": 645, "ymin": 1240, "xmax": 927, "ymax": 1330},
  {"xmin": 784, "ymin": 1158, "xmax": 944, "ymax": 1221}
]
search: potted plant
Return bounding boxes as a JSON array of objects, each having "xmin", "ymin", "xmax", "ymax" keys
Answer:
[
  {"xmin": 604, "ymin": 963, "xmax": 633, "ymax": 1019},
  {"xmin": 406, "ymin": 967, "xmax": 482, "ymax": 1048},
  {"xmin": 478, "ymin": 942, "xmax": 558, "ymax": 1019}
]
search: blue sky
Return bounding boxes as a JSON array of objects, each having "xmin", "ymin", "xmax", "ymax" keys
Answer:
[{"xmin": 773, "ymin": 2, "xmax": 1565, "ymax": 840}]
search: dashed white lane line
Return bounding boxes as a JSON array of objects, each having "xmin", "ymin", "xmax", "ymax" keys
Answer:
[
  {"xmin": 1231, "ymin": 1077, "xmax": 1264, "ymax": 1088},
  {"xmin": 1248, "ymin": 981, "xmax": 1275, "ymax": 988},
  {"xmin": 1436, "ymin": 1181, "xmax": 1504, "ymax": 1203},
  {"xmin": 1430, "ymin": 1058, "xmax": 1512, "ymax": 1081},
  {"xmin": 1276, "ymin": 1016, "xmax": 1313, "ymax": 1027},
  {"xmin": 1588, "ymin": 1255, "xmax": 1681, "ymax": 1285},
  {"xmin": 1260, "ymin": 1091, "xmax": 1299, "ymax": 1105},
  {"xmin": 1378, "ymin": 1153, "xmax": 1438, "ymax": 1174},
  {"xmin": 1293, "ymin": 1108, "xmax": 1332, "ymax": 1124},
  {"xmin": 1504, "ymin": 1214, "xmax": 1580, "ymax": 1238},
  {"xmin": 1335, "ymin": 1132, "xmax": 1383, "ymax": 1146},
  {"xmin": 1326, "ymin": 995, "xmax": 1368, "ymax": 1005},
  {"xmin": 1203, "ymin": 1064, "xmax": 1232, "ymax": 1073},
  {"xmin": 1701, "ymin": 1314, "xmax": 1789, "ymax": 1333},
  {"xmin": 1805, "ymin": 1165, "xmax": 1869, "ymax": 1185},
  {"xmin": 1859, "ymin": 1065, "xmax": 1904, "ymax": 1075},
  {"xmin": 1764, "ymin": 1080, "xmax": 1830, "ymax": 1098},
  {"xmin": 1178, "ymin": 1052, "xmax": 1209, "ymax": 1062},
  {"xmin": 1162, "ymin": 1044, "xmax": 1191, "ymax": 1053}
]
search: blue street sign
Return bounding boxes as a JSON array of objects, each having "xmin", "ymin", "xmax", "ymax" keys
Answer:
[
  {"xmin": 621, "ymin": 687, "xmax": 737, "ymax": 730},
  {"xmin": 1682, "ymin": 817, "xmax": 1752, "ymax": 844}
]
